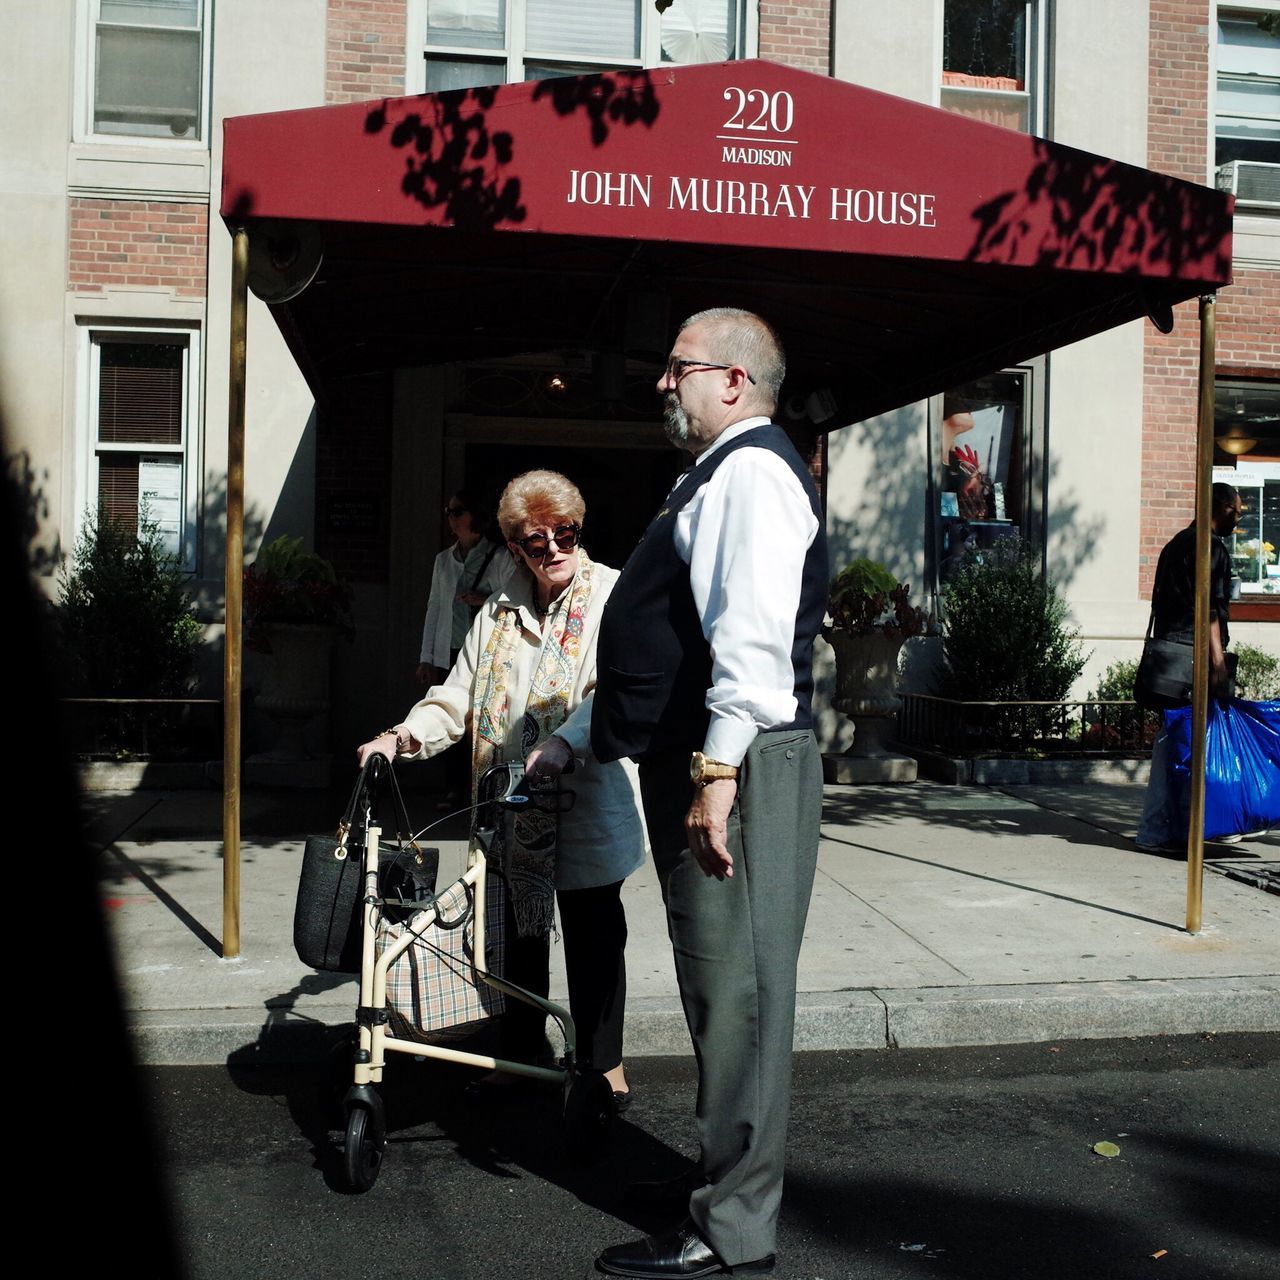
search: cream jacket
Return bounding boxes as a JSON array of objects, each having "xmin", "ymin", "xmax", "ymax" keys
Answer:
[{"xmin": 399, "ymin": 560, "xmax": 646, "ymax": 891}]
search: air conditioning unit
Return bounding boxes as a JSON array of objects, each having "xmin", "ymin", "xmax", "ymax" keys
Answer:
[{"xmin": 1215, "ymin": 160, "xmax": 1280, "ymax": 210}]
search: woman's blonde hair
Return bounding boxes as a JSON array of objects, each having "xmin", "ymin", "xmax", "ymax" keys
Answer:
[{"xmin": 497, "ymin": 469, "xmax": 586, "ymax": 539}]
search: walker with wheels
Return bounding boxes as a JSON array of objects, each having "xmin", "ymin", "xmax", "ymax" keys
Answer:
[{"xmin": 335, "ymin": 755, "xmax": 615, "ymax": 1191}]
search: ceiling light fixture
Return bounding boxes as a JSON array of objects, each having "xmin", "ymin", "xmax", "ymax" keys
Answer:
[{"xmin": 1215, "ymin": 426, "xmax": 1257, "ymax": 456}]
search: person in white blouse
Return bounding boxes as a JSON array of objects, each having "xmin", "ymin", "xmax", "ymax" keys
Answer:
[
  {"xmin": 359, "ymin": 470, "xmax": 644, "ymax": 1110},
  {"xmin": 588, "ymin": 309, "xmax": 828, "ymax": 1279},
  {"xmin": 415, "ymin": 489, "xmax": 516, "ymax": 809}
]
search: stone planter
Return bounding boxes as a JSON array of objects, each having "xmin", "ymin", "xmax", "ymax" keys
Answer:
[
  {"xmin": 248, "ymin": 622, "xmax": 335, "ymax": 787},
  {"xmin": 823, "ymin": 630, "xmax": 917, "ymax": 784}
]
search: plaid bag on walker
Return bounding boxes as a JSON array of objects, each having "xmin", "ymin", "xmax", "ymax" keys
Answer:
[{"xmin": 378, "ymin": 872, "xmax": 506, "ymax": 1041}]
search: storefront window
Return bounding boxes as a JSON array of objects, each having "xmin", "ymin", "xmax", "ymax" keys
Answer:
[
  {"xmin": 1215, "ymin": 377, "xmax": 1280, "ymax": 597},
  {"xmin": 941, "ymin": 0, "xmax": 1040, "ymax": 133},
  {"xmin": 936, "ymin": 369, "xmax": 1037, "ymax": 584},
  {"xmin": 1222, "ymin": 469, "xmax": 1280, "ymax": 594}
]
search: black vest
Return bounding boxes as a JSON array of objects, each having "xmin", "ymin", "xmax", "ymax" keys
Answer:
[{"xmin": 590, "ymin": 424, "xmax": 828, "ymax": 764}]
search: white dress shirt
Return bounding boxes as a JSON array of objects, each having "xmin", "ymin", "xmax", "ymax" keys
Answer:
[{"xmin": 672, "ymin": 417, "xmax": 821, "ymax": 766}]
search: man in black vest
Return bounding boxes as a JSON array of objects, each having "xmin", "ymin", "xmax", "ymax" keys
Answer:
[{"xmin": 588, "ymin": 308, "xmax": 828, "ymax": 1278}]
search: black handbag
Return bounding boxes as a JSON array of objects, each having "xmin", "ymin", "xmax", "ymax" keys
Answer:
[{"xmin": 293, "ymin": 753, "xmax": 439, "ymax": 974}]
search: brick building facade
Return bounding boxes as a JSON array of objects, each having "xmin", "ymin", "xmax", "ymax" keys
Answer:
[{"xmin": 1142, "ymin": 0, "xmax": 1279, "ymax": 605}]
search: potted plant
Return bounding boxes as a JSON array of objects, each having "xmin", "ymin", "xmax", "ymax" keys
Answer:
[
  {"xmin": 243, "ymin": 534, "xmax": 354, "ymax": 653},
  {"xmin": 823, "ymin": 558, "xmax": 930, "ymax": 764},
  {"xmin": 243, "ymin": 535, "xmax": 354, "ymax": 764}
]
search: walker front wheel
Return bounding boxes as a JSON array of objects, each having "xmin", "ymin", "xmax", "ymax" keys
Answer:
[{"xmin": 343, "ymin": 1099, "xmax": 385, "ymax": 1191}]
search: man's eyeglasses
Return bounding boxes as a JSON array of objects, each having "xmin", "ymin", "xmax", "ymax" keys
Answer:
[
  {"xmin": 444, "ymin": 505, "xmax": 469, "ymax": 518},
  {"xmin": 513, "ymin": 523, "xmax": 581, "ymax": 559},
  {"xmin": 665, "ymin": 357, "xmax": 756, "ymax": 386}
]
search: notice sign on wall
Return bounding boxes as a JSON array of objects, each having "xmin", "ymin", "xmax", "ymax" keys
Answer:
[{"xmin": 140, "ymin": 455, "xmax": 182, "ymax": 559}]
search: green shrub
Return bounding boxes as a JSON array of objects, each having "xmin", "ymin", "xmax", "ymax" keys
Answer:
[
  {"xmin": 1087, "ymin": 657, "xmax": 1159, "ymax": 750},
  {"xmin": 936, "ymin": 535, "xmax": 1089, "ymax": 704},
  {"xmin": 1092, "ymin": 658, "xmax": 1140, "ymax": 703},
  {"xmin": 56, "ymin": 508, "xmax": 202, "ymax": 698},
  {"xmin": 1234, "ymin": 643, "xmax": 1280, "ymax": 700}
]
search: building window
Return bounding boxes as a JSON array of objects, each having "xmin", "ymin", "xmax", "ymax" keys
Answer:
[
  {"xmin": 85, "ymin": 0, "xmax": 207, "ymax": 142},
  {"xmin": 81, "ymin": 329, "xmax": 200, "ymax": 568},
  {"xmin": 1214, "ymin": 7, "xmax": 1280, "ymax": 206},
  {"xmin": 1215, "ymin": 378, "xmax": 1280, "ymax": 597},
  {"xmin": 934, "ymin": 365, "xmax": 1044, "ymax": 588},
  {"xmin": 415, "ymin": 0, "xmax": 750, "ymax": 92},
  {"xmin": 940, "ymin": 0, "xmax": 1043, "ymax": 134}
]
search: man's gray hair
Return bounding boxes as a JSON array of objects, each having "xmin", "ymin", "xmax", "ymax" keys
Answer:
[{"xmin": 679, "ymin": 307, "xmax": 786, "ymax": 409}]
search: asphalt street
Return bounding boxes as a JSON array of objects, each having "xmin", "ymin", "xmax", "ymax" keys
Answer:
[{"xmin": 137, "ymin": 1032, "xmax": 1278, "ymax": 1280}]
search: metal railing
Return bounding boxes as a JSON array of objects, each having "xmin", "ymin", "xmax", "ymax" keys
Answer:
[
  {"xmin": 61, "ymin": 697, "xmax": 223, "ymax": 761},
  {"xmin": 896, "ymin": 693, "xmax": 1161, "ymax": 757}
]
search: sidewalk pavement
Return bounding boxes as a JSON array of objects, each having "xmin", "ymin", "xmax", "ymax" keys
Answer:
[{"xmin": 85, "ymin": 772, "xmax": 1280, "ymax": 1067}]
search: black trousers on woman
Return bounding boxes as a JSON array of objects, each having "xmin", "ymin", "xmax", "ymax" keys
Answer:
[{"xmin": 499, "ymin": 880, "xmax": 628, "ymax": 1072}]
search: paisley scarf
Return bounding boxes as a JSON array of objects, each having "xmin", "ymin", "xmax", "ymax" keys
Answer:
[{"xmin": 471, "ymin": 551, "xmax": 594, "ymax": 937}]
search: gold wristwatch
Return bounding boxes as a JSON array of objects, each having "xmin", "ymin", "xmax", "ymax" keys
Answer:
[{"xmin": 690, "ymin": 751, "xmax": 739, "ymax": 786}]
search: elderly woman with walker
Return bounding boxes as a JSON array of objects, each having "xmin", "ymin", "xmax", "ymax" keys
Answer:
[{"xmin": 358, "ymin": 468, "xmax": 644, "ymax": 1113}]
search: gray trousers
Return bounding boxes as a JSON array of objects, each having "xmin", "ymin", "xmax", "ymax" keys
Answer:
[{"xmin": 639, "ymin": 729, "xmax": 822, "ymax": 1264}]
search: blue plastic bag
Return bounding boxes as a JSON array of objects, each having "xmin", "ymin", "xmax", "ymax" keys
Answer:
[{"xmin": 1165, "ymin": 699, "xmax": 1280, "ymax": 839}]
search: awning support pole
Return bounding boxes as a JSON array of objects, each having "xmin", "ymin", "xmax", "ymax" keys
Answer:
[
  {"xmin": 223, "ymin": 227, "xmax": 248, "ymax": 959},
  {"xmin": 1185, "ymin": 292, "xmax": 1217, "ymax": 936}
]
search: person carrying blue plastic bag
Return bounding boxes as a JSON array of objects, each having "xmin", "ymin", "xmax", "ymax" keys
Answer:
[{"xmin": 1135, "ymin": 484, "xmax": 1243, "ymax": 852}]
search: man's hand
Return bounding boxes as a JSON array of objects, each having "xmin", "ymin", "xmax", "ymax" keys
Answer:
[
  {"xmin": 415, "ymin": 662, "xmax": 444, "ymax": 686},
  {"xmin": 525, "ymin": 734, "xmax": 573, "ymax": 782},
  {"xmin": 685, "ymin": 779, "xmax": 737, "ymax": 879},
  {"xmin": 1209, "ymin": 657, "xmax": 1233, "ymax": 699},
  {"xmin": 1209, "ymin": 619, "xmax": 1232, "ymax": 699}
]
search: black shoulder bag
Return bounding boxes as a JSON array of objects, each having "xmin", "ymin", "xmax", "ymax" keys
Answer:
[{"xmin": 1133, "ymin": 606, "xmax": 1196, "ymax": 712}]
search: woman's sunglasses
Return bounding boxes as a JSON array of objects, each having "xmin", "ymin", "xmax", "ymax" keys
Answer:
[{"xmin": 513, "ymin": 523, "xmax": 581, "ymax": 559}]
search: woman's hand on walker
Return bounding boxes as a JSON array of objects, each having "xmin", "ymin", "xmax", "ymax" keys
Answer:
[
  {"xmin": 525, "ymin": 734, "xmax": 573, "ymax": 782},
  {"xmin": 356, "ymin": 730, "xmax": 399, "ymax": 769}
]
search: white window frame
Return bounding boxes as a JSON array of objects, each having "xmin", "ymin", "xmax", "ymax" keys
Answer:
[
  {"xmin": 1210, "ymin": 3, "xmax": 1280, "ymax": 176},
  {"xmin": 405, "ymin": 0, "xmax": 758, "ymax": 93},
  {"xmin": 73, "ymin": 0, "xmax": 213, "ymax": 148},
  {"xmin": 76, "ymin": 323, "xmax": 202, "ymax": 573},
  {"xmin": 938, "ymin": 0, "xmax": 1047, "ymax": 136}
]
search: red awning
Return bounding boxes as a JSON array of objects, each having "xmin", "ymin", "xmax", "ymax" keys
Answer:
[{"xmin": 220, "ymin": 60, "xmax": 1233, "ymax": 424}]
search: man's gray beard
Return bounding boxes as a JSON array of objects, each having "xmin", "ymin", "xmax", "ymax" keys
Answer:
[{"xmin": 663, "ymin": 399, "xmax": 689, "ymax": 446}]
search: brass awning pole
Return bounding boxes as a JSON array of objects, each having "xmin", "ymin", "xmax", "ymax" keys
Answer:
[
  {"xmin": 223, "ymin": 227, "xmax": 248, "ymax": 959},
  {"xmin": 1185, "ymin": 292, "xmax": 1217, "ymax": 936}
]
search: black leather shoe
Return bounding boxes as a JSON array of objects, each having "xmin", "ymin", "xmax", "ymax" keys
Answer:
[
  {"xmin": 612, "ymin": 1088, "xmax": 634, "ymax": 1115},
  {"xmin": 594, "ymin": 1218, "xmax": 775, "ymax": 1277},
  {"xmin": 623, "ymin": 1168, "xmax": 706, "ymax": 1211}
]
